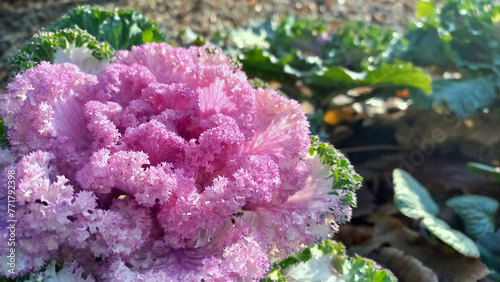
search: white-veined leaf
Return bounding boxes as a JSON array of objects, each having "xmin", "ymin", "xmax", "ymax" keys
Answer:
[
  {"xmin": 446, "ymin": 195, "xmax": 499, "ymax": 239},
  {"xmin": 393, "ymin": 169, "xmax": 439, "ymax": 219},
  {"xmin": 422, "ymin": 217, "xmax": 480, "ymax": 258}
]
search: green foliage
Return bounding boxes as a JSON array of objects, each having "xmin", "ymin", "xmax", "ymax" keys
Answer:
[
  {"xmin": 410, "ymin": 76, "xmax": 497, "ymax": 118},
  {"xmin": 208, "ymin": 16, "xmax": 431, "ymax": 107},
  {"xmin": 262, "ymin": 241, "xmax": 395, "ymax": 282},
  {"xmin": 8, "ymin": 28, "xmax": 113, "ymax": 77},
  {"xmin": 476, "ymin": 229, "xmax": 500, "ymax": 280},
  {"xmin": 397, "ymin": 0, "xmax": 500, "ymax": 73},
  {"xmin": 309, "ymin": 136, "xmax": 362, "ymax": 210},
  {"xmin": 439, "ymin": 0, "xmax": 500, "ymax": 75},
  {"xmin": 393, "ymin": 169, "xmax": 480, "ymax": 257},
  {"xmin": 321, "ymin": 20, "xmax": 397, "ymax": 72},
  {"xmin": 422, "ymin": 216, "xmax": 481, "ymax": 257},
  {"xmin": 466, "ymin": 162, "xmax": 500, "ymax": 182},
  {"xmin": 8, "ymin": 6, "xmax": 166, "ymax": 78},
  {"xmin": 393, "ymin": 168, "xmax": 439, "ymax": 219},
  {"xmin": 362, "ymin": 61, "xmax": 431, "ymax": 93},
  {"xmin": 47, "ymin": 6, "xmax": 165, "ymax": 51},
  {"xmin": 307, "ymin": 61, "xmax": 431, "ymax": 97},
  {"xmin": 277, "ymin": 247, "xmax": 313, "ymax": 270},
  {"xmin": 394, "ymin": 0, "xmax": 500, "ymax": 117},
  {"xmin": 446, "ymin": 195, "xmax": 498, "ymax": 239},
  {"xmin": 394, "ymin": 0, "xmax": 452, "ymax": 69}
]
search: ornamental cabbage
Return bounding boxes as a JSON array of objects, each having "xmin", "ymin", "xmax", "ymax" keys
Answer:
[{"xmin": 0, "ymin": 43, "xmax": 358, "ymax": 281}]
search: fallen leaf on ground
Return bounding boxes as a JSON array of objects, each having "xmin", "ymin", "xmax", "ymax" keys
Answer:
[
  {"xmin": 341, "ymin": 217, "xmax": 491, "ymax": 281},
  {"xmin": 369, "ymin": 246, "xmax": 438, "ymax": 282}
]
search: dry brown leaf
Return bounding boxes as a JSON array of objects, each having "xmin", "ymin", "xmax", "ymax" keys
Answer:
[
  {"xmin": 366, "ymin": 202, "xmax": 399, "ymax": 223},
  {"xmin": 370, "ymin": 246, "xmax": 438, "ymax": 282},
  {"xmin": 344, "ymin": 217, "xmax": 490, "ymax": 282},
  {"xmin": 336, "ymin": 224, "xmax": 373, "ymax": 247}
]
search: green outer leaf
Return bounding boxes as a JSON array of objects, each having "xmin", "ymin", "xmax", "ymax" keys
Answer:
[
  {"xmin": 446, "ymin": 195, "xmax": 499, "ymax": 239},
  {"xmin": 8, "ymin": 28, "xmax": 113, "ymax": 78},
  {"xmin": 262, "ymin": 241, "xmax": 395, "ymax": 282},
  {"xmin": 278, "ymin": 247, "xmax": 313, "ymax": 270},
  {"xmin": 309, "ymin": 136, "xmax": 362, "ymax": 209},
  {"xmin": 422, "ymin": 217, "xmax": 480, "ymax": 258},
  {"xmin": 46, "ymin": 6, "xmax": 165, "ymax": 51},
  {"xmin": 393, "ymin": 169, "xmax": 439, "ymax": 219}
]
